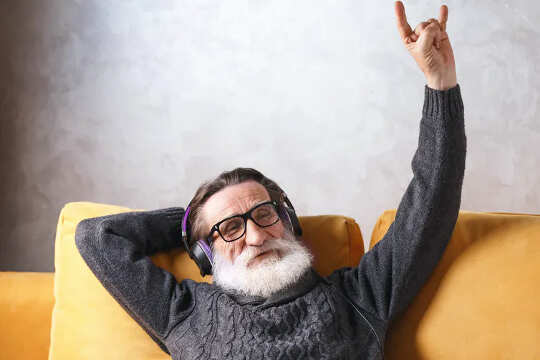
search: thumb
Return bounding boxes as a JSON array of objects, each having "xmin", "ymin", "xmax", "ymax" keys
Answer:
[{"xmin": 418, "ymin": 21, "xmax": 441, "ymax": 51}]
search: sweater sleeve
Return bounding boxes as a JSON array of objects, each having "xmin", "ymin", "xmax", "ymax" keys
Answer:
[
  {"xmin": 330, "ymin": 84, "xmax": 466, "ymax": 324},
  {"xmin": 74, "ymin": 207, "xmax": 196, "ymax": 354}
]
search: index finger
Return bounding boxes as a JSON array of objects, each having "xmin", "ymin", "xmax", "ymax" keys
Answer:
[
  {"xmin": 438, "ymin": 4, "xmax": 448, "ymax": 31},
  {"xmin": 394, "ymin": 1, "xmax": 413, "ymax": 42}
]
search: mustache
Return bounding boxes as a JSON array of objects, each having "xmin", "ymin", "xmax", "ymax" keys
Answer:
[{"xmin": 235, "ymin": 238, "xmax": 290, "ymax": 265}]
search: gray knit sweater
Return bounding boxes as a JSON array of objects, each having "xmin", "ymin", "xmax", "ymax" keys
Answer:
[{"xmin": 75, "ymin": 84, "xmax": 466, "ymax": 360}]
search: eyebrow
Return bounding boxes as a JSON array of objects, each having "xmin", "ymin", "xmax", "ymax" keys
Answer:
[{"xmin": 214, "ymin": 199, "xmax": 270, "ymax": 225}]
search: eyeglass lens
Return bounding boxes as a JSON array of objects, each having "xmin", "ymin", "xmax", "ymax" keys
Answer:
[{"xmin": 218, "ymin": 203, "xmax": 279, "ymax": 241}]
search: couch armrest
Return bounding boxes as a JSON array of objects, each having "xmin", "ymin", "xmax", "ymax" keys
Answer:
[{"xmin": 0, "ymin": 271, "xmax": 54, "ymax": 359}]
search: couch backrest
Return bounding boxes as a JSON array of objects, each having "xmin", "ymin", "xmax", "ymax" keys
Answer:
[{"xmin": 370, "ymin": 209, "xmax": 540, "ymax": 359}]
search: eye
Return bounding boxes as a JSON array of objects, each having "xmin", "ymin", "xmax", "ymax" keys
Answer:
[
  {"xmin": 225, "ymin": 222, "xmax": 240, "ymax": 232},
  {"xmin": 220, "ymin": 217, "xmax": 243, "ymax": 237},
  {"xmin": 253, "ymin": 204, "xmax": 278, "ymax": 225},
  {"xmin": 256, "ymin": 209, "xmax": 271, "ymax": 217}
]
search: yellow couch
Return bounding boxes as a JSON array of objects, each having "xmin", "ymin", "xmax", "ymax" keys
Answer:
[{"xmin": 1, "ymin": 202, "xmax": 539, "ymax": 359}]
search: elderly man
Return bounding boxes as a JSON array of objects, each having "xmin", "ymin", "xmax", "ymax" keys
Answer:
[{"xmin": 75, "ymin": 2, "xmax": 466, "ymax": 359}]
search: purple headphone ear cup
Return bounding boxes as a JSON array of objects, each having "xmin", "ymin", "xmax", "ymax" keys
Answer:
[
  {"xmin": 182, "ymin": 206, "xmax": 214, "ymax": 277},
  {"xmin": 278, "ymin": 205, "xmax": 293, "ymax": 231},
  {"xmin": 191, "ymin": 239, "xmax": 213, "ymax": 277},
  {"xmin": 198, "ymin": 239, "xmax": 213, "ymax": 263}
]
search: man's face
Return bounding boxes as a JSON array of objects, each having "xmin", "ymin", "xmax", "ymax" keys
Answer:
[
  {"xmin": 201, "ymin": 180, "xmax": 313, "ymax": 297},
  {"xmin": 202, "ymin": 180, "xmax": 287, "ymax": 265}
]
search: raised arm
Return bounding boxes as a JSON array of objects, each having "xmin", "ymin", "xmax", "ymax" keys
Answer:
[
  {"xmin": 329, "ymin": 2, "xmax": 466, "ymax": 324},
  {"xmin": 75, "ymin": 207, "xmax": 196, "ymax": 354},
  {"xmin": 334, "ymin": 83, "xmax": 466, "ymax": 323}
]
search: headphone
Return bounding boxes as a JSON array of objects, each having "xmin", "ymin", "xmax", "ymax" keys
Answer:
[{"xmin": 181, "ymin": 188, "xmax": 302, "ymax": 277}]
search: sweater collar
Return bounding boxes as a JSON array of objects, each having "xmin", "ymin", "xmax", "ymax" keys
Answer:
[{"xmin": 219, "ymin": 267, "xmax": 323, "ymax": 309}]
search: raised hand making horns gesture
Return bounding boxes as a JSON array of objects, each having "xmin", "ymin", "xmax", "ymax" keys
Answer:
[{"xmin": 394, "ymin": 1, "xmax": 457, "ymax": 90}]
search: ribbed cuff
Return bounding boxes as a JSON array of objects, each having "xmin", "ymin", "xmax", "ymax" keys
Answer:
[{"xmin": 422, "ymin": 83, "xmax": 464, "ymax": 119}]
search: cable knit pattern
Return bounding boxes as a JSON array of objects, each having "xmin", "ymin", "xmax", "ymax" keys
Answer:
[
  {"xmin": 75, "ymin": 84, "xmax": 466, "ymax": 360},
  {"xmin": 168, "ymin": 277, "xmax": 375, "ymax": 360}
]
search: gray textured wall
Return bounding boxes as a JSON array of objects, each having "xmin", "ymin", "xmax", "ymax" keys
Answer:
[{"xmin": 1, "ymin": 1, "xmax": 539, "ymax": 272}]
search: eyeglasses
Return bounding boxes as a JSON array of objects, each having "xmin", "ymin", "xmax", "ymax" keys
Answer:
[{"xmin": 207, "ymin": 200, "xmax": 281, "ymax": 242}]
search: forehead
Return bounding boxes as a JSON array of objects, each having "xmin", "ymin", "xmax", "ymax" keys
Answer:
[{"xmin": 202, "ymin": 181, "xmax": 271, "ymax": 226}]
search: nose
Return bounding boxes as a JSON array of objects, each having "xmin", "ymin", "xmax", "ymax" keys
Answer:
[{"xmin": 244, "ymin": 218, "xmax": 270, "ymax": 247}]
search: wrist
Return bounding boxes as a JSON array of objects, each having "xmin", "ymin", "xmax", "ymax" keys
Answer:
[{"xmin": 426, "ymin": 73, "xmax": 457, "ymax": 91}]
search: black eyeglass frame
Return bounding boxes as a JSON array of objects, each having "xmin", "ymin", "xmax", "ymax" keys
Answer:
[{"xmin": 207, "ymin": 200, "xmax": 281, "ymax": 243}]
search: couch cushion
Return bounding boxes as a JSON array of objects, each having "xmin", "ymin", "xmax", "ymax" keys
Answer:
[
  {"xmin": 49, "ymin": 201, "xmax": 363, "ymax": 360},
  {"xmin": 370, "ymin": 209, "xmax": 540, "ymax": 360},
  {"xmin": 0, "ymin": 271, "xmax": 54, "ymax": 360}
]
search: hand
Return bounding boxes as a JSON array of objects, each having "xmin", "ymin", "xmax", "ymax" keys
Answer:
[{"xmin": 394, "ymin": 1, "xmax": 457, "ymax": 90}]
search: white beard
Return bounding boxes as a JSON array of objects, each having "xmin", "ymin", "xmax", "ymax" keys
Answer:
[{"xmin": 211, "ymin": 229, "xmax": 314, "ymax": 298}]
